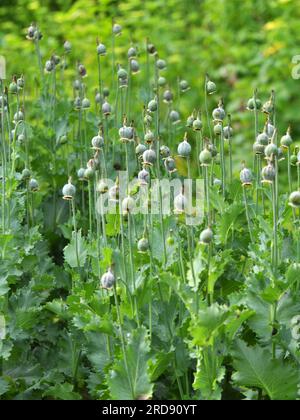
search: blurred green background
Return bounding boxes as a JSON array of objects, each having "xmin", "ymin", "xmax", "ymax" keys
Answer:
[{"xmin": 1, "ymin": 0, "xmax": 300, "ymax": 149}]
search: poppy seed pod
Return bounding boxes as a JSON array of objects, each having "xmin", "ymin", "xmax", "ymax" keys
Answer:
[
  {"xmin": 97, "ymin": 180, "xmax": 109, "ymax": 194},
  {"xmin": 52, "ymin": 55, "xmax": 60, "ymax": 66},
  {"xmin": 208, "ymin": 143, "xmax": 218, "ymax": 158},
  {"xmin": 77, "ymin": 168, "xmax": 85, "ymax": 180},
  {"xmin": 45, "ymin": 60, "xmax": 55, "ymax": 73},
  {"xmin": 17, "ymin": 77, "xmax": 25, "ymax": 89},
  {"xmin": 147, "ymin": 98, "xmax": 158, "ymax": 113},
  {"xmin": 64, "ymin": 40, "xmax": 72, "ymax": 53},
  {"xmin": 62, "ymin": 181, "xmax": 76, "ymax": 200},
  {"xmin": 84, "ymin": 167, "xmax": 95, "ymax": 180},
  {"xmin": 144, "ymin": 130, "xmax": 155, "ymax": 144},
  {"xmin": 160, "ymin": 145, "xmax": 171, "ymax": 158},
  {"xmin": 262, "ymin": 100, "xmax": 274, "ymax": 114},
  {"xmin": 266, "ymin": 122, "xmax": 275, "ymax": 138},
  {"xmin": 290, "ymin": 154, "xmax": 298, "ymax": 166},
  {"xmin": 256, "ymin": 132, "xmax": 269, "ymax": 146},
  {"xmin": 9, "ymin": 82, "xmax": 18, "ymax": 94},
  {"xmin": 18, "ymin": 133, "xmax": 25, "ymax": 144},
  {"xmin": 212, "ymin": 105, "xmax": 225, "ymax": 121},
  {"xmin": 138, "ymin": 238, "xmax": 149, "ymax": 253},
  {"xmin": 91, "ymin": 134, "xmax": 104, "ymax": 150},
  {"xmin": 138, "ymin": 168, "xmax": 150, "ymax": 185},
  {"xmin": 262, "ymin": 164, "xmax": 276, "ymax": 183},
  {"xmin": 0, "ymin": 95, "xmax": 7, "ymax": 107},
  {"xmin": 119, "ymin": 124, "xmax": 134, "ymax": 143},
  {"xmin": 122, "ymin": 196, "xmax": 135, "ymax": 214},
  {"xmin": 29, "ymin": 178, "xmax": 39, "ymax": 192},
  {"xmin": 13, "ymin": 111, "xmax": 24, "ymax": 123},
  {"xmin": 247, "ymin": 97, "xmax": 262, "ymax": 111},
  {"xmin": 128, "ymin": 46, "xmax": 137, "ymax": 58},
  {"xmin": 130, "ymin": 59, "xmax": 140, "ymax": 74},
  {"xmin": 265, "ymin": 143, "xmax": 278, "ymax": 158},
  {"xmin": 214, "ymin": 123, "xmax": 222, "ymax": 136},
  {"xmin": 156, "ymin": 59, "xmax": 167, "ymax": 70},
  {"xmin": 174, "ymin": 192, "xmax": 187, "ymax": 214},
  {"xmin": 73, "ymin": 79, "xmax": 81, "ymax": 90},
  {"xmin": 206, "ymin": 79, "xmax": 216, "ymax": 94},
  {"xmin": 186, "ymin": 113, "xmax": 195, "ymax": 128},
  {"xmin": 253, "ymin": 142, "xmax": 265, "ymax": 155},
  {"xmin": 143, "ymin": 149, "xmax": 157, "ymax": 166},
  {"xmin": 97, "ymin": 43, "xmax": 106, "ymax": 56},
  {"xmin": 102, "ymin": 101, "xmax": 112, "ymax": 116},
  {"xmin": 82, "ymin": 97, "xmax": 91, "ymax": 109},
  {"xmin": 169, "ymin": 110, "xmax": 180, "ymax": 124},
  {"xmin": 112, "ymin": 23, "xmax": 122, "ymax": 36},
  {"xmin": 163, "ymin": 90, "xmax": 173, "ymax": 103},
  {"xmin": 199, "ymin": 148, "xmax": 212, "ymax": 166},
  {"xmin": 167, "ymin": 230, "xmax": 175, "ymax": 246},
  {"xmin": 277, "ymin": 147, "xmax": 285, "ymax": 162},
  {"xmin": 223, "ymin": 125, "xmax": 233, "ymax": 139},
  {"xmin": 95, "ymin": 92, "xmax": 102, "ymax": 104},
  {"xmin": 179, "ymin": 79, "xmax": 190, "ymax": 92},
  {"xmin": 108, "ymin": 185, "xmax": 119, "ymax": 203},
  {"xmin": 74, "ymin": 96, "xmax": 81, "ymax": 110},
  {"xmin": 164, "ymin": 156, "xmax": 177, "ymax": 173},
  {"xmin": 21, "ymin": 168, "xmax": 31, "ymax": 181},
  {"xmin": 101, "ymin": 269, "xmax": 115, "ymax": 289},
  {"xmin": 26, "ymin": 24, "xmax": 36, "ymax": 40},
  {"xmin": 144, "ymin": 113, "xmax": 152, "ymax": 125},
  {"xmin": 136, "ymin": 143, "xmax": 147, "ymax": 156},
  {"xmin": 200, "ymin": 228, "xmax": 213, "ymax": 245},
  {"xmin": 213, "ymin": 178, "xmax": 222, "ymax": 188},
  {"xmin": 193, "ymin": 117, "xmax": 203, "ymax": 131},
  {"xmin": 177, "ymin": 137, "xmax": 191, "ymax": 158},
  {"xmin": 117, "ymin": 67, "xmax": 128, "ymax": 81},
  {"xmin": 240, "ymin": 167, "xmax": 253, "ymax": 186},
  {"xmin": 147, "ymin": 43, "xmax": 156, "ymax": 55},
  {"xmin": 289, "ymin": 191, "xmax": 300, "ymax": 208},
  {"xmin": 103, "ymin": 87, "xmax": 109, "ymax": 98},
  {"xmin": 280, "ymin": 129, "xmax": 293, "ymax": 149},
  {"xmin": 158, "ymin": 76, "xmax": 167, "ymax": 87},
  {"xmin": 78, "ymin": 64, "xmax": 87, "ymax": 78}
]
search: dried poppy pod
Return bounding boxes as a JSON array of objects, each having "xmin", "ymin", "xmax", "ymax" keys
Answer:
[
  {"xmin": 101, "ymin": 268, "xmax": 115, "ymax": 289},
  {"xmin": 62, "ymin": 179, "xmax": 76, "ymax": 200}
]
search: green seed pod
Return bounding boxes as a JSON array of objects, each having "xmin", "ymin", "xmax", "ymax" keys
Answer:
[
  {"xmin": 95, "ymin": 92, "xmax": 102, "ymax": 104},
  {"xmin": 262, "ymin": 100, "xmax": 274, "ymax": 114},
  {"xmin": 277, "ymin": 147, "xmax": 285, "ymax": 162},
  {"xmin": 265, "ymin": 143, "xmax": 278, "ymax": 158},
  {"xmin": 13, "ymin": 111, "xmax": 24, "ymax": 123},
  {"xmin": 130, "ymin": 59, "xmax": 140, "ymax": 74},
  {"xmin": 97, "ymin": 43, "xmax": 106, "ymax": 56},
  {"xmin": 193, "ymin": 117, "xmax": 202, "ymax": 131},
  {"xmin": 77, "ymin": 168, "xmax": 85, "ymax": 180},
  {"xmin": 160, "ymin": 145, "xmax": 170, "ymax": 158},
  {"xmin": 101, "ymin": 269, "xmax": 115, "ymax": 289},
  {"xmin": 144, "ymin": 130, "xmax": 154, "ymax": 144},
  {"xmin": 74, "ymin": 96, "xmax": 81, "ymax": 110},
  {"xmin": 163, "ymin": 90, "xmax": 173, "ymax": 103},
  {"xmin": 257, "ymin": 132, "xmax": 269, "ymax": 146},
  {"xmin": 119, "ymin": 124, "xmax": 134, "ymax": 142},
  {"xmin": 21, "ymin": 168, "xmax": 31, "ymax": 181},
  {"xmin": 122, "ymin": 196, "xmax": 135, "ymax": 214},
  {"xmin": 289, "ymin": 191, "xmax": 300, "ymax": 208},
  {"xmin": 147, "ymin": 99, "xmax": 158, "ymax": 113},
  {"xmin": 208, "ymin": 143, "xmax": 218, "ymax": 158},
  {"xmin": 179, "ymin": 80, "xmax": 190, "ymax": 92},
  {"xmin": 280, "ymin": 129, "xmax": 293, "ymax": 149},
  {"xmin": 97, "ymin": 180, "xmax": 109, "ymax": 194},
  {"xmin": 206, "ymin": 80, "xmax": 216, "ymax": 94},
  {"xmin": 136, "ymin": 143, "xmax": 147, "ymax": 156},
  {"xmin": 91, "ymin": 134, "xmax": 104, "ymax": 149},
  {"xmin": 167, "ymin": 230, "xmax": 175, "ymax": 246},
  {"xmin": 64, "ymin": 40, "xmax": 72, "ymax": 53},
  {"xmin": 253, "ymin": 142, "xmax": 265, "ymax": 155},
  {"xmin": 262, "ymin": 163, "xmax": 276, "ymax": 183},
  {"xmin": 199, "ymin": 148, "xmax": 212, "ymax": 166},
  {"xmin": 0, "ymin": 95, "xmax": 7, "ymax": 107},
  {"xmin": 223, "ymin": 125, "xmax": 233, "ymax": 139},
  {"xmin": 73, "ymin": 79, "xmax": 81, "ymax": 90},
  {"xmin": 213, "ymin": 178, "xmax": 222, "ymax": 188},
  {"xmin": 18, "ymin": 133, "xmax": 25, "ymax": 144},
  {"xmin": 156, "ymin": 59, "xmax": 167, "ymax": 70},
  {"xmin": 169, "ymin": 110, "xmax": 180, "ymax": 124},
  {"xmin": 29, "ymin": 178, "xmax": 39, "ymax": 192},
  {"xmin": 138, "ymin": 168, "xmax": 150, "ymax": 185},
  {"xmin": 247, "ymin": 97, "xmax": 262, "ymax": 111},
  {"xmin": 137, "ymin": 238, "xmax": 149, "ymax": 253},
  {"xmin": 102, "ymin": 101, "xmax": 112, "ymax": 116},
  {"xmin": 143, "ymin": 149, "xmax": 157, "ymax": 166},
  {"xmin": 290, "ymin": 154, "xmax": 298, "ymax": 166},
  {"xmin": 266, "ymin": 122, "xmax": 275, "ymax": 138},
  {"xmin": 26, "ymin": 24, "xmax": 36, "ymax": 40},
  {"xmin": 112, "ymin": 23, "xmax": 122, "ymax": 36},
  {"xmin": 186, "ymin": 113, "xmax": 195, "ymax": 128},
  {"xmin": 82, "ymin": 97, "xmax": 91, "ymax": 109},
  {"xmin": 52, "ymin": 55, "xmax": 60, "ymax": 66},
  {"xmin": 9, "ymin": 82, "xmax": 18, "ymax": 94},
  {"xmin": 17, "ymin": 77, "xmax": 25, "ymax": 89},
  {"xmin": 214, "ymin": 123, "xmax": 222, "ymax": 136},
  {"xmin": 84, "ymin": 167, "xmax": 95, "ymax": 180},
  {"xmin": 164, "ymin": 156, "xmax": 177, "ymax": 173},
  {"xmin": 117, "ymin": 67, "xmax": 128, "ymax": 80},
  {"xmin": 62, "ymin": 181, "xmax": 76, "ymax": 200},
  {"xmin": 212, "ymin": 105, "xmax": 225, "ymax": 121},
  {"xmin": 103, "ymin": 87, "xmax": 110, "ymax": 98},
  {"xmin": 200, "ymin": 228, "xmax": 213, "ymax": 245},
  {"xmin": 158, "ymin": 76, "xmax": 167, "ymax": 87},
  {"xmin": 78, "ymin": 64, "xmax": 87, "ymax": 78},
  {"xmin": 240, "ymin": 167, "xmax": 253, "ymax": 186},
  {"xmin": 144, "ymin": 113, "xmax": 152, "ymax": 125},
  {"xmin": 178, "ymin": 137, "xmax": 191, "ymax": 157},
  {"xmin": 147, "ymin": 43, "xmax": 156, "ymax": 55},
  {"xmin": 128, "ymin": 46, "xmax": 137, "ymax": 58}
]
